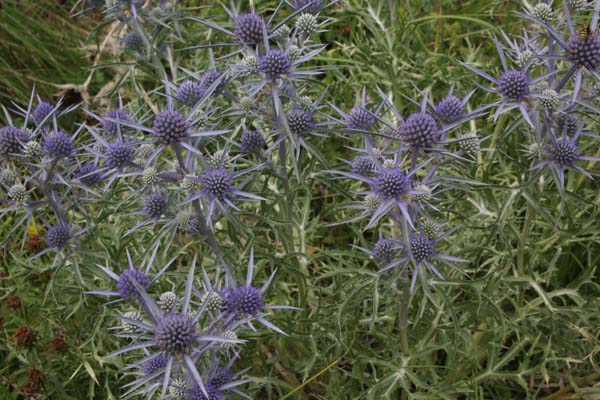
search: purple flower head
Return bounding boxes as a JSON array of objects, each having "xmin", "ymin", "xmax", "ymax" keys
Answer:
[
  {"xmin": 234, "ymin": 12, "xmax": 265, "ymax": 45},
  {"xmin": 259, "ymin": 49, "xmax": 292, "ymax": 80},
  {"xmin": 546, "ymin": 138, "xmax": 578, "ymax": 166},
  {"xmin": 76, "ymin": 163, "xmax": 103, "ymax": 186},
  {"xmin": 32, "ymin": 101, "xmax": 54, "ymax": 125},
  {"xmin": 124, "ymin": 31, "xmax": 144, "ymax": 52},
  {"xmin": 345, "ymin": 106, "xmax": 374, "ymax": 131},
  {"xmin": 240, "ymin": 129, "xmax": 266, "ymax": 154},
  {"xmin": 497, "ymin": 70, "xmax": 530, "ymax": 101},
  {"xmin": 104, "ymin": 141, "xmax": 134, "ymax": 169},
  {"xmin": 435, "ymin": 95, "xmax": 464, "ymax": 123},
  {"xmin": 292, "ymin": 0, "xmax": 326, "ymax": 14},
  {"xmin": 153, "ymin": 110, "xmax": 189, "ymax": 144},
  {"xmin": 200, "ymin": 69, "xmax": 225, "ymax": 92},
  {"xmin": 373, "ymin": 238, "xmax": 398, "ymax": 262},
  {"xmin": 142, "ymin": 353, "xmax": 168, "ymax": 378},
  {"xmin": 46, "ymin": 224, "xmax": 72, "ymax": 249},
  {"xmin": 400, "ymin": 112, "xmax": 440, "ymax": 151},
  {"xmin": 187, "ymin": 384, "xmax": 222, "ymax": 400},
  {"xmin": 223, "ymin": 285, "xmax": 264, "ymax": 317},
  {"xmin": 0, "ymin": 126, "xmax": 28, "ymax": 156},
  {"xmin": 410, "ymin": 234, "xmax": 434, "ymax": 263},
  {"xmin": 568, "ymin": 32, "xmax": 600, "ymax": 70},
  {"xmin": 200, "ymin": 168, "xmax": 233, "ymax": 201},
  {"xmin": 44, "ymin": 131, "xmax": 73, "ymax": 158},
  {"xmin": 103, "ymin": 109, "xmax": 132, "ymax": 136},
  {"xmin": 143, "ymin": 192, "xmax": 168, "ymax": 218},
  {"xmin": 209, "ymin": 368, "xmax": 232, "ymax": 388},
  {"xmin": 287, "ymin": 108, "xmax": 313, "ymax": 135},
  {"xmin": 375, "ymin": 168, "xmax": 410, "ymax": 199},
  {"xmin": 351, "ymin": 156, "xmax": 375, "ymax": 176},
  {"xmin": 557, "ymin": 113, "xmax": 581, "ymax": 136},
  {"xmin": 117, "ymin": 267, "xmax": 150, "ymax": 299},
  {"xmin": 155, "ymin": 313, "xmax": 197, "ymax": 354},
  {"xmin": 176, "ymin": 80, "xmax": 204, "ymax": 105}
]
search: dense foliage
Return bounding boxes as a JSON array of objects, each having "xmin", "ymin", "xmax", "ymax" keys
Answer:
[{"xmin": 2, "ymin": 1, "xmax": 600, "ymax": 399}]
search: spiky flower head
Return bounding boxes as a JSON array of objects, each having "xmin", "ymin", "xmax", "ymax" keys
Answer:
[
  {"xmin": 234, "ymin": 13, "xmax": 264, "ymax": 45},
  {"xmin": 181, "ymin": 177, "xmax": 200, "ymax": 192},
  {"xmin": 421, "ymin": 219, "xmax": 441, "ymax": 239},
  {"xmin": 568, "ymin": 33, "xmax": 600, "ymax": 70},
  {"xmin": 345, "ymin": 106, "xmax": 374, "ymax": 131},
  {"xmin": 259, "ymin": 49, "xmax": 292, "ymax": 79},
  {"xmin": 287, "ymin": 108, "xmax": 313, "ymax": 135},
  {"xmin": 412, "ymin": 184, "xmax": 432, "ymax": 203},
  {"xmin": 152, "ymin": 110, "xmax": 189, "ymax": 145},
  {"xmin": 497, "ymin": 70, "xmax": 530, "ymax": 101},
  {"xmin": 103, "ymin": 109, "xmax": 132, "ymax": 136},
  {"xmin": 531, "ymin": 3, "xmax": 554, "ymax": 23},
  {"xmin": 207, "ymin": 150, "xmax": 230, "ymax": 169},
  {"xmin": 176, "ymin": 80, "xmax": 204, "ymax": 105},
  {"xmin": 175, "ymin": 210, "xmax": 195, "ymax": 229},
  {"xmin": 202, "ymin": 292, "xmax": 223, "ymax": 312},
  {"xmin": 458, "ymin": 133, "xmax": 480, "ymax": 156},
  {"xmin": 382, "ymin": 158, "xmax": 396, "ymax": 169},
  {"xmin": 288, "ymin": 45, "xmax": 302, "ymax": 62},
  {"xmin": 219, "ymin": 330, "xmax": 239, "ymax": 351},
  {"xmin": 155, "ymin": 313, "xmax": 196, "ymax": 355},
  {"xmin": 46, "ymin": 225, "xmax": 71, "ymax": 249},
  {"xmin": 200, "ymin": 69, "xmax": 225, "ymax": 92},
  {"xmin": 200, "ymin": 168, "xmax": 233, "ymax": 201},
  {"xmin": 400, "ymin": 112, "xmax": 440, "ymax": 150},
  {"xmin": 124, "ymin": 31, "xmax": 144, "ymax": 52},
  {"xmin": 210, "ymin": 368, "xmax": 232, "ymax": 388},
  {"xmin": 0, "ymin": 168, "xmax": 18, "ymax": 186},
  {"xmin": 515, "ymin": 49, "xmax": 542, "ymax": 69},
  {"xmin": 104, "ymin": 141, "xmax": 134, "ymax": 169},
  {"xmin": 143, "ymin": 353, "xmax": 168, "ymax": 377},
  {"xmin": 239, "ymin": 96, "xmax": 254, "ymax": 111},
  {"xmin": 557, "ymin": 114, "xmax": 581, "ymax": 136},
  {"xmin": 0, "ymin": 127, "xmax": 28, "ymax": 156},
  {"xmin": 168, "ymin": 378, "xmax": 188, "ymax": 399},
  {"xmin": 122, "ymin": 310, "xmax": 143, "ymax": 333},
  {"xmin": 23, "ymin": 140, "xmax": 43, "ymax": 157},
  {"xmin": 364, "ymin": 194, "xmax": 382, "ymax": 210},
  {"xmin": 44, "ymin": 131, "xmax": 72, "ymax": 158},
  {"xmin": 8, "ymin": 184, "xmax": 28, "ymax": 203},
  {"xmin": 223, "ymin": 285, "xmax": 264, "ymax": 316},
  {"xmin": 292, "ymin": 0, "xmax": 325, "ymax": 14},
  {"xmin": 142, "ymin": 166, "xmax": 159, "ymax": 185},
  {"xmin": 239, "ymin": 55, "xmax": 259, "ymax": 76},
  {"xmin": 274, "ymin": 24, "xmax": 291, "ymax": 38},
  {"xmin": 136, "ymin": 143, "xmax": 155, "ymax": 160},
  {"xmin": 143, "ymin": 192, "xmax": 168, "ymax": 218},
  {"xmin": 540, "ymin": 89, "xmax": 559, "ymax": 110},
  {"xmin": 376, "ymin": 168, "xmax": 409, "ymax": 199},
  {"xmin": 435, "ymin": 95, "xmax": 464, "ymax": 123},
  {"xmin": 547, "ymin": 139, "xmax": 578, "ymax": 166},
  {"xmin": 373, "ymin": 238, "xmax": 397, "ymax": 262},
  {"xmin": 569, "ymin": 0, "xmax": 591, "ymax": 10},
  {"xmin": 76, "ymin": 163, "xmax": 103, "ymax": 186},
  {"xmin": 188, "ymin": 384, "xmax": 220, "ymax": 400},
  {"xmin": 32, "ymin": 101, "xmax": 54, "ymax": 125},
  {"xmin": 117, "ymin": 267, "xmax": 150, "ymax": 299},
  {"xmin": 296, "ymin": 13, "xmax": 318, "ymax": 35},
  {"xmin": 298, "ymin": 96, "xmax": 314, "ymax": 111},
  {"xmin": 351, "ymin": 156, "xmax": 375, "ymax": 176},
  {"xmin": 410, "ymin": 234, "xmax": 434, "ymax": 263}
]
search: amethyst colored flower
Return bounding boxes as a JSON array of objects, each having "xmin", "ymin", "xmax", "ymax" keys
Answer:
[
  {"xmin": 104, "ymin": 141, "xmax": 135, "ymax": 169},
  {"xmin": 103, "ymin": 109, "xmax": 132, "ymax": 136},
  {"xmin": 143, "ymin": 192, "xmax": 169, "ymax": 219},
  {"xmin": 259, "ymin": 49, "xmax": 292, "ymax": 80},
  {"xmin": 46, "ymin": 224, "xmax": 72, "ymax": 250},
  {"xmin": 102, "ymin": 259, "xmax": 241, "ymax": 398},
  {"xmin": 44, "ymin": 130, "xmax": 73, "ymax": 158},
  {"xmin": 0, "ymin": 126, "xmax": 29, "ymax": 157},
  {"xmin": 289, "ymin": 0, "xmax": 329, "ymax": 14},
  {"xmin": 124, "ymin": 31, "xmax": 144, "ymax": 53},
  {"xmin": 379, "ymin": 228, "xmax": 467, "ymax": 292},
  {"xmin": 219, "ymin": 249, "xmax": 299, "ymax": 335},
  {"xmin": 76, "ymin": 163, "xmax": 103, "ymax": 186},
  {"xmin": 239, "ymin": 129, "xmax": 267, "ymax": 155},
  {"xmin": 234, "ymin": 12, "xmax": 265, "ymax": 45},
  {"xmin": 32, "ymin": 101, "xmax": 54, "ymax": 125},
  {"xmin": 399, "ymin": 112, "xmax": 440, "ymax": 151},
  {"xmin": 532, "ymin": 128, "xmax": 600, "ymax": 188},
  {"xmin": 176, "ymin": 80, "xmax": 204, "ymax": 105},
  {"xmin": 153, "ymin": 110, "xmax": 189, "ymax": 145}
]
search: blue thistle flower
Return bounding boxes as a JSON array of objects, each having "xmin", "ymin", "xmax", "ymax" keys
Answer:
[
  {"xmin": 117, "ymin": 267, "xmax": 151, "ymax": 299},
  {"xmin": 434, "ymin": 95, "xmax": 465, "ymax": 123},
  {"xmin": 46, "ymin": 224, "xmax": 71, "ymax": 249},
  {"xmin": 104, "ymin": 141, "xmax": 134, "ymax": 169},
  {"xmin": 44, "ymin": 131, "xmax": 73, "ymax": 158},
  {"xmin": 351, "ymin": 156, "xmax": 375, "ymax": 176},
  {"xmin": 259, "ymin": 49, "xmax": 292, "ymax": 80},
  {"xmin": 142, "ymin": 353, "xmax": 168, "ymax": 378},
  {"xmin": 345, "ymin": 106, "xmax": 374, "ymax": 131},
  {"xmin": 399, "ymin": 112, "xmax": 440, "ymax": 151},
  {"xmin": 557, "ymin": 113, "xmax": 581, "ymax": 136},
  {"xmin": 76, "ymin": 163, "xmax": 103, "ymax": 186},
  {"xmin": 103, "ymin": 109, "xmax": 132, "ymax": 136},
  {"xmin": 143, "ymin": 192, "xmax": 169, "ymax": 218},
  {"xmin": 287, "ymin": 108, "xmax": 313, "ymax": 135},
  {"xmin": 291, "ymin": 0, "xmax": 327, "ymax": 15},
  {"xmin": 233, "ymin": 13, "xmax": 265, "ymax": 45},
  {"xmin": 0, "ymin": 126, "xmax": 29, "ymax": 157},
  {"xmin": 152, "ymin": 110, "xmax": 189, "ymax": 145},
  {"xmin": 375, "ymin": 167, "xmax": 410, "ymax": 199},
  {"xmin": 176, "ymin": 80, "xmax": 204, "ymax": 105},
  {"xmin": 372, "ymin": 237, "xmax": 398, "ymax": 262},
  {"xmin": 497, "ymin": 70, "xmax": 530, "ymax": 101},
  {"xmin": 124, "ymin": 31, "xmax": 144, "ymax": 53},
  {"xmin": 200, "ymin": 168, "xmax": 233, "ymax": 201},
  {"xmin": 239, "ymin": 129, "xmax": 267, "ymax": 154},
  {"xmin": 32, "ymin": 101, "xmax": 54, "ymax": 125}
]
